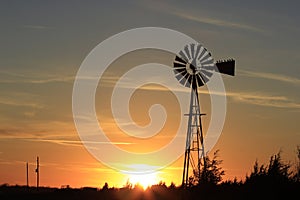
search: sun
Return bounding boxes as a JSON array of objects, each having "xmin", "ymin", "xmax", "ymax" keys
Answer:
[{"xmin": 128, "ymin": 173, "xmax": 158, "ymax": 190}]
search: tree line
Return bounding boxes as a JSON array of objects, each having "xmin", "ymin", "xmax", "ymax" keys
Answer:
[{"xmin": 1, "ymin": 146, "xmax": 299, "ymax": 199}]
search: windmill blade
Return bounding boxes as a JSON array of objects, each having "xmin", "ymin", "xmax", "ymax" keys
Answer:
[
  {"xmin": 196, "ymin": 74, "xmax": 204, "ymax": 87},
  {"xmin": 201, "ymin": 64, "xmax": 215, "ymax": 71},
  {"xmin": 194, "ymin": 44, "xmax": 201, "ymax": 59},
  {"xmin": 199, "ymin": 73, "xmax": 209, "ymax": 83},
  {"xmin": 199, "ymin": 52, "xmax": 212, "ymax": 63},
  {"xmin": 190, "ymin": 43, "xmax": 195, "ymax": 59},
  {"xmin": 179, "ymin": 73, "xmax": 190, "ymax": 86},
  {"xmin": 215, "ymin": 59, "xmax": 235, "ymax": 76},
  {"xmin": 185, "ymin": 75, "xmax": 192, "ymax": 87},
  {"xmin": 174, "ymin": 62, "xmax": 186, "ymax": 68},
  {"xmin": 179, "ymin": 51, "xmax": 189, "ymax": 62},
  {"xmin": 201, "ymin": 69, "xmax": 213, "ymax": 78},
  {"xmin": 175, "ymin": 73, "xmax": 184, "ymax": 81},
  {"xmin": 175, "ymin": 55, "xmax": 187, "ymax": 64},
  {"xmin": 184, "ymin": 45, "xmax": 191, "ymax": 60},
  {"xmin": 174, "ymin": 67, "xmax": 186, "ymax": 75},
  {"xmin": 197, "ymin": 46, "xmax": 206, "ymax": 61},
  {"xmin": 201, "ymin": 57, "xmax": 213, "ymax": 65}
]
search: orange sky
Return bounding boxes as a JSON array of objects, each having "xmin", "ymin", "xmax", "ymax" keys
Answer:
[{"xmin": 1, "ymin": 1, "xmax": 299, "ymax": 189}]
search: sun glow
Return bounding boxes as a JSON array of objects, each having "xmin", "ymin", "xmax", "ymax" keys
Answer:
[{"xmin": 128, "ymin": 173, "xmax": 158, "ymax": 189}]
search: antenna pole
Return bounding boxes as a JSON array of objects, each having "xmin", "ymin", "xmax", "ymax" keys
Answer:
[{"xmin": 35, "ymin": 156, "xmax": 39, "ymax": 190}]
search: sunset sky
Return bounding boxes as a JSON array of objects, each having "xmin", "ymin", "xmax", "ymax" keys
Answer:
[{"xmin": 1, "ymin": 0, "xmax": 299, "ymax": 188}]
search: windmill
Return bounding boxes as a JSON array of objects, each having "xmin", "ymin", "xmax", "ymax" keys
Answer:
[{"xmin": 173, "ymin": 43, "xmax": 235, "ymax": 187}]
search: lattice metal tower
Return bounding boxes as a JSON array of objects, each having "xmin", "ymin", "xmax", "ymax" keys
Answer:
[{"xmin": 182, "ymin": 77, "xmax": 206, "ymax": 186}]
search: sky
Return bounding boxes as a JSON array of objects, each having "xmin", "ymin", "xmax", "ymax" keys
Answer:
[{"xmin": 0, "ymin": 0, "xmax": 299, "ymax": 188}]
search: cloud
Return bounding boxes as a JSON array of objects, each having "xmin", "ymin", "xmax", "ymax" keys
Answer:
[
  {"xmin": 99, "ymin": 75, "xmax": 130, "ymax": 87},
  {"xmin": 227, "ymin": 92, "xmax": 300, "ymax": 109},
  {"xmin": 40, "ymin": 161, "xmax": 113, "ymax": 173},
  {"xmin": 23, "ymin": 111, "xmax": 36, "ymax": 117},
  {"xmin": 0, "ymin": 91, "xmax": 44, "ymax": 109},
  {"xmin": 138, "ymin": 0, "xmax": 263, "ymax": 33},
  {"xmin": 0, "ymin": 121, "xmax": 75, "ymax": 139},
  {"xmin": 25, "ymin": 138, "xmax": 133, "ymax": 147},
  {"xmin": 0, "ymin": 70, "xmax": 74, "ymax": 84},
  {"xmin": 0, "ymin": 160, "xmax": 19, "ymax": 165},
  {"xmin": 27, "ymin": 76, "xmax": 74, "ymax": 84},
  {"xmin": 0, "ymin": 97, "xmax": 44, "ymax": 108},
  {"xmin": 96, "ymin": 73, "xmax": 300, "ymax": 110},
  {"xmin": 0, "ymin": 121, "xmax": 133, "ymax": 148},
  {"xmin": 173, "ymin": 12, "xmax": 264, "ymax": 33},
  {"xmin": 22, "ymin": 25, "xmax": 53, "ymax": 30},
  {"xmin": 239, "ymin": 70, "xmax": 300, "ymax": 85}
]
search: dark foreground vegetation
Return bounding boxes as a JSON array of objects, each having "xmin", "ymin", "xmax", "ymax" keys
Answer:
[{"xmin": 1, "ymin": 148, "xmax": 299, "ymax": 200}]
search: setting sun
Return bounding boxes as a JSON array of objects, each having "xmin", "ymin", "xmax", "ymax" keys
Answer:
[{"xmin": 128, "ymin": 173, "xmax": 158, "ymax": 189}]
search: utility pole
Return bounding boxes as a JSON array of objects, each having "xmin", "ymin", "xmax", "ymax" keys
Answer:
[
  {"xmin": 35, "ymin": 156, "xmax": 39, "ymax": 190},
  {"xmin": 26, "ymin": 162, "xmax": 29, "ymax": 187}
]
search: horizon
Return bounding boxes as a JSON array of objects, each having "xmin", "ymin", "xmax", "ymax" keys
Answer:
[
  {"xmin": 0, "ymin": 1, "xmax": 299, "ymax": 189},
  {"xmin": 1, "ymin": 147, "xmax": 299, "ymax": 189}
]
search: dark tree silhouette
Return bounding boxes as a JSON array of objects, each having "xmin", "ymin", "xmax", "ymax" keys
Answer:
[
  {"xmin": 246, "ymin": 151, "xmax": 292, "ymax": 185},
  {"xmin": 102, "ymin": 182, "xmax": 109, "ymax": 190},
  {"xmin": 292, "ymin": 145, "xmax": 300, "ymax": 182},
  {"xmin": 190, "ymin": 149, "xmax": 225, "ymax": 186}
]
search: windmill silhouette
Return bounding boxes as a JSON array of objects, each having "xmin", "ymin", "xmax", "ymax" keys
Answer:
[{"xmin": 173, "ymin": 43, "xmax": 235, "ymax": 187}]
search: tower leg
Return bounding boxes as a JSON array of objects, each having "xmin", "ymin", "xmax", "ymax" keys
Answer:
[{"xmin": 182, "ymin": 84, "xmax": 206, "ymax": 187}]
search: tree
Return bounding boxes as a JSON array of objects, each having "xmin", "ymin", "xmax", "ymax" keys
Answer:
[
  {"xmin": 267, "ymin": 152, "xmax": 291, "ymax": 181},
  {"xmin": 293, "ymin": 145, "xmax": 300, "ymax": 182},
  {"xmin": 190, "ymin": 149, "xmax": 225, "ymax": 186},
  {"xmin": 246, "ymin": 151, "xmax": 292, "ymax": 185},
  {"xmin": 102, "ymin": 182, "xmax": 109, "ymax": 190}
]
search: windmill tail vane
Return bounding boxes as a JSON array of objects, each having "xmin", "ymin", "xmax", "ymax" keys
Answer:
[{"xmin": 215, "ymin": 59, "xmax": 235, "ymax": 76}]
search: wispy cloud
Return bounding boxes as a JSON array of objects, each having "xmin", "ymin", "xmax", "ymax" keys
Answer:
[
  {"xmin": 0, "ymin": 70, "xmax": 74, "ymax": 84},
  {"xmin": 228, "ymin": 92, "xmax": 300, "ymax": 109},
  {"xmin": 173, "ymin": 12, "xmax": 264, "ymax": 33},
  {"xmin": 0, "ymin": 120, "xmax": 133, "ymax": 148},
  {"xmin": 0, "ymin": 121, "xmax": 75, "ymax": 139},
  {"xmin": 28, "ymin": 76, "xmax": 74, "ymax": 84},
  {"xmin": 0, "ymin": 159, "xmax": 110, "ymax": 175},
  {"xmin": 124, "ymin": 82, "xmax": 300, "ymax": 109},
  {"xmin": 25, "ymin": 138, "xmax": 133, "ymax": 147},
  {"xmin": 239, "ymin": 69, "xmax": 300, "ymax": 85},
  {"xmin": 0, "ymin": 97, "xmax": 44, "ymax": 108},
  {"xmin": 22, "ymin": 25, "xmax": 53, "ymax": 30},
  {"xmin": 97, "ymin": 73, "xmax": 300, "ymax": 110},
  {"xmin": 0, "ymin": 91, "xmax": 44, "ymax": 109},
  {"xmin": 0, "ymin": 160, "xmax": 21, "ymax": 165},
  {"xmin": 138, "ymin": 0, "xmax": 263, "ymax": 33},
  {"xmin": 99, "ymin": 75, "xmax": 130, "ymax": 87}
]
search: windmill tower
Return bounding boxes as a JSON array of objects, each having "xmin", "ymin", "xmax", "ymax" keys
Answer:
[{"xmin": 173, "ymin": 43, "xmax": 235, "ymax": 187}]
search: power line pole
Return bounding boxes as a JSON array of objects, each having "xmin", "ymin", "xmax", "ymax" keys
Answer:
[
  {"xmin": 35, "ymin": 156, "xmax": 39, "ymax": 190},
  {"xmin": 26, "ymin": 162, "xmax": 29, "ymax": 187}
]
